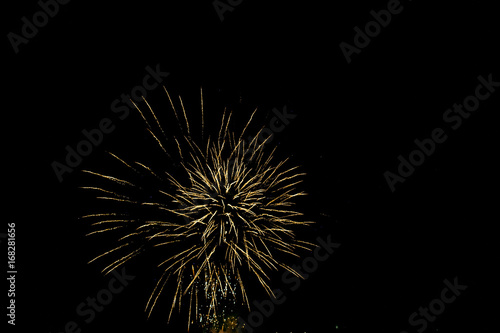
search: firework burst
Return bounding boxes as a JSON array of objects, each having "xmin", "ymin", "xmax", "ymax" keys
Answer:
[{"xmin": 81, "ymin": 87, "xmax": 313, "ymax": 331}]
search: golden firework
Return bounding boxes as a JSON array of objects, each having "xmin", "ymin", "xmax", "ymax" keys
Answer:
[{"xmin": 81, "ymin": 87, "xmax": 313, "ymax": 331}]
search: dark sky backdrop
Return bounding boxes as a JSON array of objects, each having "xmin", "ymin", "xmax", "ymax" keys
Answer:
[{"xmin": 4, "ymin": 1, "xmax": 499, "ymax": 332}]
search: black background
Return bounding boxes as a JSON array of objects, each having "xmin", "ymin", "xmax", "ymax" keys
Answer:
[{"xmin": 3, "ymin": 0, "xmax": 499, "ymax": 332}]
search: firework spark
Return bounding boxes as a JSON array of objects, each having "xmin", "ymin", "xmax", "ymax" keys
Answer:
[{"xmin": 81, "ymin": 87, "xmax": 313, "ymax": 330}]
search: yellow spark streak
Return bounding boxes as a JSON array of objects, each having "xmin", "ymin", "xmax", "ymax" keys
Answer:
[
  {"xmin": 107, "ymin": 152, "xmax": 138, "ymax": 173},
  {"xmin": 82, "ymin": 170, "xmax": 135, "ymax": 187},
  {"xmin": 168, "ymin": 267, "xmax": 184, "ymax": 322},
  {"xmin": 102, "ymin": 248, "xmax": 142, "ymax": 275},
  {"xmin": 80, "ymin": 213, "xmax": 124, "ymax": 219},
  {"xmin": 90, "ymin": 219, "xmax": 131, "ymax": 226},
  {"xmin": 88, "ymin": 242, "xmax": 130, "ymax": 264},
  {"xmin": 163, "ymin": 86, "xmax": 183, "ymax": 131},
  {"xmin": 158, "ymin": 245, "xmax": 198, "ymax": 268},
  {"xmin": 134, "ymin": 161, "xmax": 162, "ymax": 179},
  {"xmin": 238, "ymin": 107, "xmax": 258, "ymax": 142},
  {"xmin": 146, "ymin": 128, "xmax": 171, "ymax": 159},
  {"xmin": 95, "ymin": 196, "xmax": 137, "ymax": 204},
  {"xmin": 130, "ymin": 99, "xmax": 154, "ymax": 132},
  {"xmin": 200, "ymin": 86, "xmax": 204, "ymax": 141},
  {"xmin": 217, "ymin": 108, "xmax": 227, "ymax": 147},
  {"xmin": 142, "ymin": 96, "xmax": 167, "ymax": 141},
  {"xmin": 174, "ymin": 136, "xmax": 184, "ymax": 160},
  {"xmin": 79, "ymin": 187, "xmax": 130, "ymax": 199},
  {"xmin": 146, "ymin": 270, "xmax": 171, "ymax": 318},
  {"xmin": 86, "ymin": 225, "xmax": 124, "ymax": 236},
  {"xmin": 178, "ymin": 95, "xmax": 190, "ymax": 136}
]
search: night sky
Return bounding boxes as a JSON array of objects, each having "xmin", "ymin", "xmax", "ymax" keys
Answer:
[{"xmin": 4, "ymin": 1, "xmax": 499, "ymax": 332}]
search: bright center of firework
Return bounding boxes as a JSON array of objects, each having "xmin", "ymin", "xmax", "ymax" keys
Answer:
[{"xmin": 177, "ymin": 158, "xmax": 263, "ymax": 252}]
